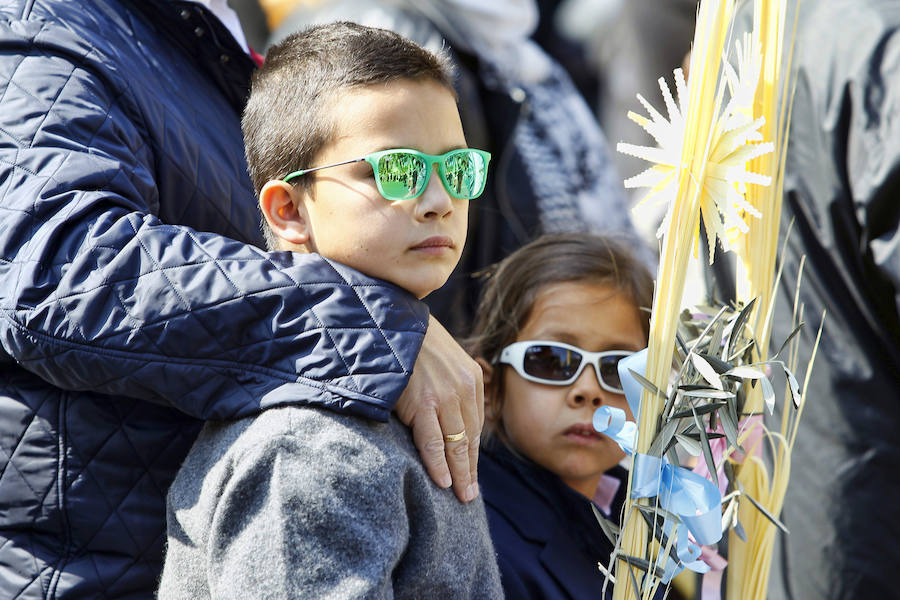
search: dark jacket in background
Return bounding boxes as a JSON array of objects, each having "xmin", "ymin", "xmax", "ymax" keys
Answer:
[
  {"xmin": 718, "ymin": 1, "xmax": 900, "ymax": 598},
  {"xmin": 760, "ymin": 1, "xmax": 900, "ymax": 598},
  {"xmin": 0, "ymin": 1, "xmax": 426, "ymax": 597},
  {"xmin": 479, "ymin": 440, "xmax": 627, "ymax": 599}
]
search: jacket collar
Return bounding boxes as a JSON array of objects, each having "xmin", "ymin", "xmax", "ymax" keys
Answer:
[
  {"xmin": 120, "ymin": 0, "xmax": 256, "ymax": 112},
  {"xmin": 184, "ymin": 0, "xmax": 250, "ymax": 53},
  {"xmin": 481, "ymin": 441, "xmax": 626, "ymax": 598}
]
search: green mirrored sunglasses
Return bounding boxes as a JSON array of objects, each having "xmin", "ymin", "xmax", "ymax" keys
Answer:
[{"xmin": 283, "ymin": 148, "xmax": 491, "ymax": 201}]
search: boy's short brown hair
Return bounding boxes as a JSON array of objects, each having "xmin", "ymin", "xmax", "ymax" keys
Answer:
[{"xmin": 241, "ymin": 22, "xmax": 456, "ymax": 249}]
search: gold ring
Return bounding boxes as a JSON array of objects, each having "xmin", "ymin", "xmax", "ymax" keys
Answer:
[{"xmin": 444, "ymin": 431, "xmax": 467, "ymax": 443}]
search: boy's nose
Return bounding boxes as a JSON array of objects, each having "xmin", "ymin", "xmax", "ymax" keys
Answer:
[
  {"xmin": 415, "ymin": 170, "xmax": 454, "ymax": 220},
  {"xmin": 567, "ymin": 364, "xmax": 606, "ymax": 409}
]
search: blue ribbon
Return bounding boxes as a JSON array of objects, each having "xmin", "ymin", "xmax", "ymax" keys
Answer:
[
  {"xmin": 592, "ymin": 405, "xmax": 636, "ymax": 454},
  {"xmin": 631, "ymin": 454, "xmax": 720, "ymax": 582},
  {"xmin": 593, "ymin": 348, "xmax": 723, "ymax": 583},
  {"xmin": 617, "ymin": 349, "xmax": 649, "ymax": 421}
]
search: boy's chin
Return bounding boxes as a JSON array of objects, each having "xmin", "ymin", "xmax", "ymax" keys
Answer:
[
  {"xmin": 409, "ymin": 284, "xmax": 443, "ymax": 300},
  {"xmin": 386, "ymin": 275, "xmax": 452, "ymax": 300}
]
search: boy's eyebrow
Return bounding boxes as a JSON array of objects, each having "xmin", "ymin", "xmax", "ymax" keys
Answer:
[{"xmin": 369, "ymin": 144, "xmax": 468, "ymax": 153}]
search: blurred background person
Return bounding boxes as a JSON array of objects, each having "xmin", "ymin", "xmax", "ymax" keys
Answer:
[
  {"xmin": 549, "ymin": 0, "xmax": 698, "ymax": 243},
  {"xmin": 231, "ymin": 0, "xmax": 271, "ymax": 50}
]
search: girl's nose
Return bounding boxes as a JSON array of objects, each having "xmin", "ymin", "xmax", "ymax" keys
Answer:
[{"xmin": 567, "ymin": 364, "xmax": 604, "ymax": 409}]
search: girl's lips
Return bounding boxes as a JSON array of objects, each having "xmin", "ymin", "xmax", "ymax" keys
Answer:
[{"xmin": 563, "ymin": 424, "xmax": 604, "ymax": 443}]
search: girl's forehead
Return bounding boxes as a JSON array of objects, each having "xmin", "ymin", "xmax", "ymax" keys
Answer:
[
  {"xmin": 520, "ymin": 281, "xmax": 645, "ymax": 351},
  {"xmin": 526, "ymin": 281, "xmax": 629, "ymax": 320}
]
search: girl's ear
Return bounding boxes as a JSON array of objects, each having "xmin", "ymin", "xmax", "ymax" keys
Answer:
[
  {"xmin": 476, "ymin": 357, "xmax": 500, "ymax": 421},
  {"xmin": 476, "ymin": 357, "xmax": 494, "ymax": 387},
  {"xmin": 259, "ymin": 180, "xmax": 312, "ymax": 250}
]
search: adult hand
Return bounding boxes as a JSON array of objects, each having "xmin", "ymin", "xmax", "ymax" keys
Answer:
[{"xmin": 394, "ymin": 315, "xmax": 484, "ymax": 503}]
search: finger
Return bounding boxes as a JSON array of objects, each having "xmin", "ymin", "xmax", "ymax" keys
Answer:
[
  {"xmin": 438, "ymin": 401, "xmax": 473, "ymax": 502},
  {"xmin": 410, "ymin": 408, "xmax": 451, "ymax": 490},
  {"xmin": 460, "ymin": 365, "xmax": 483, "ymax": 497},
  {"xmin": 475, "ymin": 363, "xmax": 485, "ymax": 429},
  {"xmin": 467, "ymin": 437, "xmax": 480, "ymax": 500}
]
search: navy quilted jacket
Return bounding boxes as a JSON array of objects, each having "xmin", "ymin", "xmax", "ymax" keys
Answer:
[{"xmin": 0, "ymin": 1, "xmax": 428, "ymax": 597}]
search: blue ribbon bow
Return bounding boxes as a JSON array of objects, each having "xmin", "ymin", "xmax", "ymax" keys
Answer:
[{"xmin": 592, "ymin": 349, "xmax": 723, "ymax": 583}]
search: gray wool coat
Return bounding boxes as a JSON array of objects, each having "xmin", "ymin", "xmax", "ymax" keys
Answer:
[{"xmin": 158, "ymin": 407, "xmax": 503, "ymax": 599}]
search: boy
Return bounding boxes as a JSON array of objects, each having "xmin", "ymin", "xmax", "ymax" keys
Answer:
[{"xmin": 157, "ymin": 22, "xmax": 502, "ymax": 598}]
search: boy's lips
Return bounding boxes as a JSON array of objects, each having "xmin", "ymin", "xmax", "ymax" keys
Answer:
[{"xmin": 409, "ymin": 236, "xmax": 454, "ymax": 253}]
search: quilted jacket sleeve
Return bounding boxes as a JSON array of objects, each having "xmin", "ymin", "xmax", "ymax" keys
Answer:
[{"xmin": 0, "ymin": 15, "xmax": 428, "ymax": 422}]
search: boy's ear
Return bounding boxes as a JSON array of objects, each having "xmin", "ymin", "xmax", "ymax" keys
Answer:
[{"xmin": 259, "ymin": 180, "xmax": 311, "ymax": 250}]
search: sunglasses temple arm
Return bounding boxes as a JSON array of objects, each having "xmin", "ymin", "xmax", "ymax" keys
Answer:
[{"xmin": 285, "ymin": 157, "xmax": 367, "ymax": 180}]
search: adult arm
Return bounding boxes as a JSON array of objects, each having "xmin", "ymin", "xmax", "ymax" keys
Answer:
[
  {"xmin": 0, "ymin": 12, "xmax": 482, "ymax": 497},
  {"xmin": 0, "ymin": 19, "xmax": 424, "ymax": 422}
]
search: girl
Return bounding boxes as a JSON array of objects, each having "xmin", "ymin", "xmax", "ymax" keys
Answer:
[{"xmin": 469, "ymin": 232, "xmax": 653, "ymax": 599}]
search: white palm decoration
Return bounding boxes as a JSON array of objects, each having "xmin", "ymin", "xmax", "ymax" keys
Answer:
[
  {"xmin": 608, "ymin": 3, "xmax": 806, "ymax": 599},
  {"xmin": 618, "ymin": 34, "xmax": 774, "ymax": 262}
]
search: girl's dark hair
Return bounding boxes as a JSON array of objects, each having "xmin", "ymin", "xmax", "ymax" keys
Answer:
[
  {"xmin": 467, "ymin": 233, "xmax": 654, "ymax": 441},
  {"xmin": 241, "ymin": 21, "xmax": 456, "ymax": 249}
]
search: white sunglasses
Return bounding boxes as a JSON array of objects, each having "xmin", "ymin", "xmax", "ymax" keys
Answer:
[{"xmin": 498, "ymin": 341, "xmax": 633, "ymax": 394}]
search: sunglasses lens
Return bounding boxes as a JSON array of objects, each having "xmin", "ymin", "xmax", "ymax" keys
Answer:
[
  {"xmin": 599, "ymin": 354, "xmax": 628, "ymax": 392},
  {"xmin": 377, "ymin": 152, "xmax": 428, "ymax": 199},
  {"xmin": 441, "ymin": 150, "xmax": 489, "ymax": 199},
  {"xmin": 522, "ymin": 344, "xmax": 582, "ymax": 382}
]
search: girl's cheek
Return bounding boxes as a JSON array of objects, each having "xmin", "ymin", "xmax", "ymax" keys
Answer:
[{"xmin": 609, "ymin": 397, "xmax": 635, "ymax": 421}]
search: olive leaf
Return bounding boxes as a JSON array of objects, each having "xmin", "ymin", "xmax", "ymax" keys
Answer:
[
  {"xmin": 698, "ymin": 352, "xmax": 734, "ymax": 374},
  {"xmin": 786, "ymin": 368, "xmax": 802, "ymax": 409},
  {"xmin": 727, "ymin": 297, "xmax": 757, "ymax": 357},
  {"xmin": 721, "ymin": 497, "xmax": 737, "ymax": 531},
  {"xmin": 592, "ymin": 504, "xmax": 621, "ymax": 545},
  {"xmin": 622, "ymin": 554, "xmax": 646, "ymax": 600},
  {"xmin": 772, "ymin": 322, "xmax": 804, "ymax": 359},
  {"xmin": 680, "ymin": 388, "xmax": 736, "ymax": 400},
  {"xmin": 719, "ymin": 402, "xmax": 743, "ymax": 452},
  {"xmin": 670, "ymin": 401, "xmax": 726, "ymax": 420},
  {"xmin": 675, "ymin": 433, "xmax": 702, "ymax": 456},
  {"xmin": 628, "ymin": 369, "xmax": 667, "ymax": 399},
  {"xmin": 725, "ymin": 366, "xmax": 766, "ymax": 380},
  {"xmin": 648, "ymin": 417, "xmax": 681, "ymax": 458},
  {"xmin": 680, "ymin": 431, "xmax": 725, "ymax": 442},
  {"xmin": 618, "ymin": 554, "xmax": 666, "ymax": 579},
  {"xmin": 741, "ymin": 489, "xmax": 790, "ymax": 534},
  {"xmin": 733, "ymin": 518, "xmax": 747, "ymax": 542},
  {"xmin": 690, "ymin": 353, "xmax": 724, "ymax": 389},
  {"xmin": 635, "ymin": 503, "xmax": 683, "ymax": 526},
  {"xmin": 760, "ymin": 375, "xmax": 776, "ymax": 414}
]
